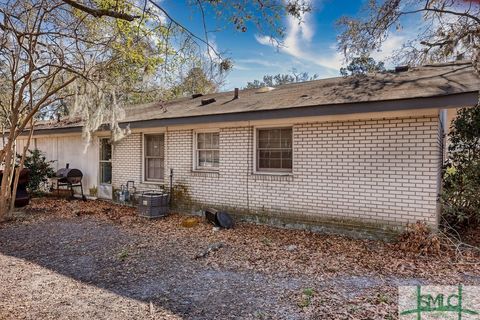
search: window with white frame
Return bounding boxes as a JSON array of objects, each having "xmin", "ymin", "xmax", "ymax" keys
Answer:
[
  {"xmin": 99, "ymin": 138, "xmax": 112, "ymax": 184},
  {"xmin": 144, "ymin": 134, "xmax": 164, "ymax": 181},
  {"xmin": 194, "ymin": 131, "xmax": 219, "ymax": 170},
  {"xmin": 256, "ymin": 127, "xmax": 293, "ymax": 172}
]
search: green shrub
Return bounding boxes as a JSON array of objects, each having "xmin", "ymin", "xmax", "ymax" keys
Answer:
[
  {"xmin": 18, "ymin": 149, "xmax": 56, "ymax": 193},
  {"xmin": 441, "ymin": 106, "xmax": 480, "ymax": 228}
]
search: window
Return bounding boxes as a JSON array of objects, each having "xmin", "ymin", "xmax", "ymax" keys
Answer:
[
  {"xmin": 144, "ymin": 134, "xmax": 165, "ymax": 181},
  {"xmin": 99, "ymin": 138, "xmax": 112, "ymax": 184},
  {"xmin": 195, "ymin": 131, "xmax": 219, "ymax": 170},
  {"xmin": 256, "ymin": 127, "xmax": 293, "ymax": 172}
]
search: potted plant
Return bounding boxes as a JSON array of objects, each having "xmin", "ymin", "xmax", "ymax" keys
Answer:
[{"xmin": 89, "ymin": 186, "xmax": 98, "ymax": 197}]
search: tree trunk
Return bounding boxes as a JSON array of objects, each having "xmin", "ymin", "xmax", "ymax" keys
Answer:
[
  {"xmin": 0, "ymin": 144, "xmax": 14, "ymax": 221},
  {"xmin": 10, "ymin": 122, "xmax": 34, "ymax": 213}
]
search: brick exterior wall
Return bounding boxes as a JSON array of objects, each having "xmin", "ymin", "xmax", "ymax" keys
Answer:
[
  {"xmin": 112, "ymin": 115, "xmax": 442, "ymax": 228},
  {"xmin": 112, "ymin": 133, "xmax": 143, "ymax": 189}
]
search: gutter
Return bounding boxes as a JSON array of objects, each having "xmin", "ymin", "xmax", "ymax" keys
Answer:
[{"xmin": 23, "ymin": 91, "xmax": 479, "ymax": 136}]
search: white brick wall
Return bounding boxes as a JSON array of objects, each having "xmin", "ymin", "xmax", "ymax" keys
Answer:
[
  {"xmin": 112, "ymin": 133, "xmax": 142, "ymax": 189},
  {"xmin": 112, "ymin": 115, "xmax": 441, "ymax": 228}
]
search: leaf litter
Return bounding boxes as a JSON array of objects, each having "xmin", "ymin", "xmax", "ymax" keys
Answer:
[{"xmin": 0, "ymin": 197, "xmax": 478, "ymax": 319}]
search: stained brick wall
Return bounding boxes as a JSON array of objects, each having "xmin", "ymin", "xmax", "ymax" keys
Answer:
[{"xmin": 112, "ymin": 115, "xmax": 442, "ymax": 228}]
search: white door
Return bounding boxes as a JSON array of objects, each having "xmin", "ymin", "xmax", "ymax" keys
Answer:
[{"xmin": 98, "ymin": 138, "xmax": 112, "ymax": 199}]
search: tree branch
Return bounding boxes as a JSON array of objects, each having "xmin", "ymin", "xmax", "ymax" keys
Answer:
[
  {"xmin": 61, "ymin": 0, "xmax": 140, "ymax": 22},
  {"xmin": 148, "ymin": 0, "xmax": 222, "ymax": 59},
  {"xmin": 401, "ymin": 7, "xmax": 480, "ymax": 25},
  {"xmin": 13, "ymin": 76, "xmax": 77, "ymax": 142}
]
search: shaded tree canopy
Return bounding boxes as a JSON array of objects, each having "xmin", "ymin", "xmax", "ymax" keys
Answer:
[
  {"xmin": 337, "ymin": 0, "xmax": 480, "ymax": 70},
  {"xmin": 337, "ymin": 0, "xmax": 480, "ymax": 229},
  {"xmin": 172, "ymin": 67, "xmax": 218, "ymax": 97},
  {"xmin": 442, "ymin": 106, "xmax": 480, "ymax": 228},
  {"xmin": 340, "ymin": 56, "xmax": 386, "ymax": 76},
  {"xmin": 245, "ymin": 69, "xmax": 319, "ymax": 89}
]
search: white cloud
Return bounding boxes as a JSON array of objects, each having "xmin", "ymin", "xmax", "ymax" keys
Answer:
[
  {"xmin": 254, "ymin": 34, "xmax": 273, "ymax": 46},
  {"xmin": 370, "ymin": 34, "xmax": 405, "ymax": 62},
  {"xmin": 255, "ymin": 33, "xmax": 343, "ymax": 71},
  {"xmin": 146, "ymin": 0, "xmax": 167, "ymax": 24},
  {"xmin": 235, "ymin": 58, "xmax": 282, "ymax": 68},
  {"xmin": 253, "ymin": 1, "xmax": 416, "ymax": 72},
  {"xmin": 202, "ymin": 35, "xmax": 224, "ymax": 64},
  {"xmin": 254, "ymin": 0, "xmax": 343, "ymax": 71},
  {"xmin": 232, "ymin": 64, "xmax": 251, "ymax": 71}
]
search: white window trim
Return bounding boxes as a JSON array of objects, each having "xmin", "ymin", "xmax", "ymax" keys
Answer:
[
  {"xmin": 98, "ymin": 137, "xmax": 112, "ymax": 186},
  {"xmin": 192, "ymin": 129, "xmax": 220, "ymax": 172},
  {"xmin": 142, "ymin": 132, "xmax": 166, "ymax": 184},
  {"xmin": 253, "ymin": 125, "xmax": 294, "ymax": 175}
]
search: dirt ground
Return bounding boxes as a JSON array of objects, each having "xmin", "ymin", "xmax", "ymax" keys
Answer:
[{"xmin": 0, "ymin": 198, "xmax": 479, "ymax": 319}]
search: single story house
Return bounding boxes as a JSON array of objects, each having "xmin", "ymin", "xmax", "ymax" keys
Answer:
[{"xmin": 17, "ymin": 60, "xmax": 480, "ymax": 238}]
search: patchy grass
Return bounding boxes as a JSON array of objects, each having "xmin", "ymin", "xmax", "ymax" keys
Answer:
[{"xmin": 117, "ymin": 248, "xmax": 130, "ymax": 261}]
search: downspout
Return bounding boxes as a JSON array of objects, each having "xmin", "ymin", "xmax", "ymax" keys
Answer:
[
  {"xmin": 246, "ymin": 121, "xmax": 251, "ymax": 214},
  {"xmin": 436, "ymin": 111, "xmax": 447, "ymax": 228},
  {"xmin": 166, "ymin": 126, "xmax": 173, "ymax": 205}
]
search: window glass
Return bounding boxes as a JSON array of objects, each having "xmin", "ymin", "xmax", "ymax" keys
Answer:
[
  {"xmin": 99, "ymin": 138, "xmax": 112, "ymax": 184},
  {"xmin": 99, "ymin": 162, "xmax": 112, "ymax": 184},
  {"xmin": 100, "ymin": 139, "xmax": 112, "ymax": 161},
  {"xmin": 145, "ymin": 134, "xmax": 164, "ymax": 181},
  {"xmin": 196, "ymin": 132, "xmax": 219, "ymax": 169},
  {"xmin": 145, "ymin": 135, "xmax": 164, "ymax": 157},
  {"xmin": 256, "ymin": 128, "xmax": 292, "ymax": 172}
]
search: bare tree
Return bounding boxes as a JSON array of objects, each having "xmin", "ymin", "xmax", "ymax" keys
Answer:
[
  {"xmin": 337, "ymin": 0, "xmax": 480, "ymax": 72},
  {"xmin": 339, "ymin": 56, "xmax": 386, "ymax": 77},
  {"xmin": 0, "ymin": 0, "xmax": 116, "ymax": 218},
  {"xmin": 337, "ymin": 0, "xmax": 480, "ymax": 229},
  {"xmin": 0, "ymin": 0, "xmax": 311, "ymax": 220},
  {"xmin": 245, "ymin": 69, "xmax": 319, "ymax": 89}
]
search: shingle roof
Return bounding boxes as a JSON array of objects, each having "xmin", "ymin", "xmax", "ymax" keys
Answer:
[{"xmin": 34, "ymin": 60, "xmax": 480, "ymax": 132}]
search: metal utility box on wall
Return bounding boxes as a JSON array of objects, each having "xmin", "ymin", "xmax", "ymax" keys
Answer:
[{"xmin": 138, "ymin": 191, "xmax": 169, "ymax": 218}]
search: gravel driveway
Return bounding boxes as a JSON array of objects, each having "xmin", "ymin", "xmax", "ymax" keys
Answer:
[
  {"xmin": 0, "ymin": 217, "xmax": 314, "ymax": 319},
  {"xmin": 0, "ymin": 198, "xmax": 479, "ymax": 319}
]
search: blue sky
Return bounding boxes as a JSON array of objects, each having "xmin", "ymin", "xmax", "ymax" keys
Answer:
[{"xmin": 161, "ymin": 1, "xmax": 410, "ymax": 90}]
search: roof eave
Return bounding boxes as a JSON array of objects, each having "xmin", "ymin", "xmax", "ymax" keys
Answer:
[{"xmin": 26, "ymin": 91, "xmax": 478, "ymax": 136}]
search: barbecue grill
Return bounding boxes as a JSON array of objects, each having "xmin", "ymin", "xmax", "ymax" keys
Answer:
[{"xmin": 55, "ymin": 163, "xmax": 86, "ymax": 200}]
